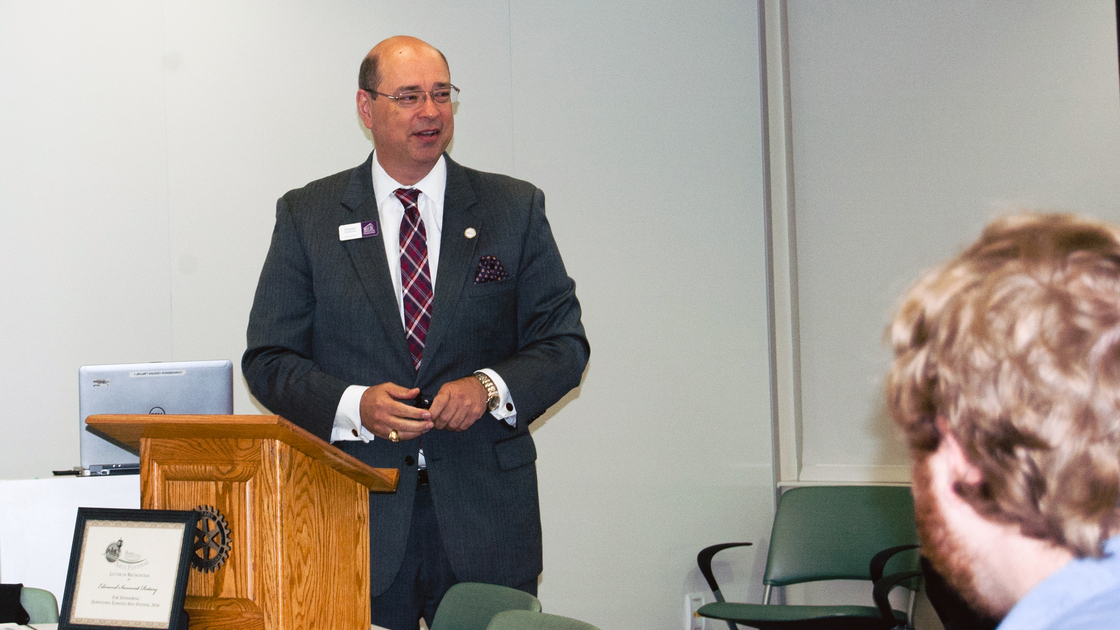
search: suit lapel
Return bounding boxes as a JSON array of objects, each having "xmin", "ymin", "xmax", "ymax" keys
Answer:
[
  {"xmin": 340, "ymin": 153, "xmax": 414, "ymax": 373},
  {"xmin": 418, "ymin": 156, "xmax": 479, "ymax": 381}
]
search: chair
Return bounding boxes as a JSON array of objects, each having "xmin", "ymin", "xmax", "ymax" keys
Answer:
[
  {"xmin": 486, "ymin": 609, "xmax": 600, "ymax": 630},
  {"xmin": 429, "ymin": 582, "xmax": 542, "ymax": 630},
  {"xmin": 20, "ymin": 586, "xmax": 60, "ymax": 623},
  {"xmin": 697, "ymin": 485, "xmax": 923, "ymax": 630}
]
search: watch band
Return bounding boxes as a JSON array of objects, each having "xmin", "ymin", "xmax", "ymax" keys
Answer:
[{"xmin": 473, "ymin": 372, "xmax": 500, "ymax": 412}]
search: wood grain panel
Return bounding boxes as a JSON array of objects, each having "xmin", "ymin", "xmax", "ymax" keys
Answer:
[
  {"xmin": 257, "ymin": 440, "xmax": 283, "ymax": 630},
  {"xmin": 182, "ymin": 600, "xmax": 266, "ymax": 630},
  {"xmin": 89, "ymin": 414, "xmax": 397, "ymax": 491},
  {"xmin": 279, "ymin": 443, "xmax": 370, "ymax": 630},
  {"xmin": 144, "ymin": 440, "xmax": 265, "ymax": 622},
  {"xmin": 150, "ymin": 437, "xmax": 263, "ymax": 467},
  {"xmin": 171, "ymin": 479, "xmax": 254, "ymax": 602},
  {"xmin": 127, "ymin": 418, "xmax": 376, "ymax": 629}
]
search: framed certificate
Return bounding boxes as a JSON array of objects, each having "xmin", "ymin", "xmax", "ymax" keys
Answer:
[{"xmin": 58, "ymin": 508, "xmax": 197, "ymax": 630}]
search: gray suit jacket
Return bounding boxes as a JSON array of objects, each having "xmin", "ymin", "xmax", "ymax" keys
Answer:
[{"xmin": 243, "ymin": 153, "xmax": 589, "ymax": 594}]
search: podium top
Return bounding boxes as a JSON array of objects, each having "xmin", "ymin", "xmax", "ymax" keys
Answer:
[{"xmin": 86, "ymin": 414, "xmax": 398, "ymax": 492}]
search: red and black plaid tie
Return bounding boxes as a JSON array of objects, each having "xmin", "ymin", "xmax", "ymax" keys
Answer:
[{"xmin": 395, "ymin": 188, "xmax": 432, "ymax": 370}]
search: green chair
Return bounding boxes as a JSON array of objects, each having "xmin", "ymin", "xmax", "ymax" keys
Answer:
[
  {"xmin": 486, "ymin": 609, "xmax": 600, "ymax": 630},
  {"xmin": 697, "ymin": 485, "xmax": 923, "ymax": 630},
  {"xmin": 430, "ymin": 582, "xmax": 542, "ymax": 630},
  {"xmin": 20, "ymin": 586, "xmax": 60, "ymax": 624}
]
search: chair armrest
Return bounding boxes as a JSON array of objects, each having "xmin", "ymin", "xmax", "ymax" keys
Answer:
[
  {"xmin": 697, "ymin": 542, "xmax": 752, "ymax": 602},
  {"xmin": 869, "ymin": 544, "xmax": 920, "ymax": 583},
  {"xmin": 872, "ymin": 569, "xmax": 924, "ymax": 626}
]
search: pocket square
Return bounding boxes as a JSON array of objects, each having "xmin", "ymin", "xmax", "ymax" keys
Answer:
[{"xmin": 474, "ymin": 255, "xmax": 510, "ymax": 284}]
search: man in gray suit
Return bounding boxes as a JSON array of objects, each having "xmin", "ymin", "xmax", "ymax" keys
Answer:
[{"xmin": 242, "ymin": 35, "xmax": 589, "ymax": 630}]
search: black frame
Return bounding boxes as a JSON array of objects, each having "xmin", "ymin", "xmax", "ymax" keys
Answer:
[{"xmin": 58, "ymin": 508, "xmax": 197, "ymax": 630}]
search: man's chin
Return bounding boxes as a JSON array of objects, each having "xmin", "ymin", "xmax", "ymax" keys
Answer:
[
  {"xmin": 923, "ymin": 542, "xmax": 1002, "ymax": 618},
  {"xmin": 914, "ymin": 464, "xmax": 1006, "ymax": 620},
  {"xmin": 409, "ymin": 143, "xmax": 449, "ymax": 164}
]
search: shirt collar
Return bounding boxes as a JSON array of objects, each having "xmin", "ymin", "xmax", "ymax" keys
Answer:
[
  {"xmin": 371, "ymin": 153, "xmax": 447, "ymax": 211},
  {"xmin": 997, "ymin": 534, "xmax": 1120, "ymax": 630}
]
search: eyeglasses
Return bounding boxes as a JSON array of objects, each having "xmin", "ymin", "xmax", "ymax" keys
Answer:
[{"xmin": 363, "ymin": 85, "xmax": 460, "ymax": 108}]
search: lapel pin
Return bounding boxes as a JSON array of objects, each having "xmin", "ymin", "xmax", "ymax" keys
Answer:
[{"xmin": 464, "ymin": 227, "xmax": 477, "ymax": 239}]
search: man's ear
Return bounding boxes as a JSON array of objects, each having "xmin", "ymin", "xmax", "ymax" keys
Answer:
[
  {"xmin": 935, "ymin": 417, "xmax": 983, "ymax": 485},
  {"xmin": 357, "ymin": 89, "xmax": 375, "ymax": 130}
]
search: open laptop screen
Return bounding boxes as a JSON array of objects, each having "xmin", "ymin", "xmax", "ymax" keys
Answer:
[{"xmin": 78, "ymin": 360, "xmax": 234, "ymax": 469}]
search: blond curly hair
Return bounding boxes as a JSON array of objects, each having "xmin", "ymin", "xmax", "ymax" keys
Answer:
[{"xmin": 887, "ymin": 212, "xmax": 1120, "ymax": 557}]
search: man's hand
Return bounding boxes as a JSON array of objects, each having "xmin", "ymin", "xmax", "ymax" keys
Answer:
[
  {"xmin": 428, "ymin": 375, "xmax": 489, "ymax": 432},
  {"xmin": 359, "ymin": 383, "xmax": 434, "ymax": 441}
]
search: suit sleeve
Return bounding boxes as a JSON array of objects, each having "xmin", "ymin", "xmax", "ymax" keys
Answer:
[
  {"xmin": 489, "ymin": 187, "xmax": 590, "ymax": 425},
  {"xmin": 242, "ymin": 197, "xmax": 350, "ymax": 441}
]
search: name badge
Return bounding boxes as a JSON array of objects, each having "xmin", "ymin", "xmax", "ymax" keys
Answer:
[{"xmin": 339, "ymin": 221, "xmax": 379, "ymax": 241}]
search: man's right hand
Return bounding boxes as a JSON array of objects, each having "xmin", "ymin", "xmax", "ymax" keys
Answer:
[{"xmin": 359, "ymin": 383, "xmax": 434, "ymax": 442}]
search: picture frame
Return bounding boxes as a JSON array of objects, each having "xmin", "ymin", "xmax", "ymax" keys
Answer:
[{"xmin": 58, "ymin": 508, "xmax": 198, "ymax": 630}]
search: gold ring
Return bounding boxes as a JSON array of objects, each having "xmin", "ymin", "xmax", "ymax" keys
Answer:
[{"xmin": 388, "ymin": 429, "xmax": 400, "ymax": 443}]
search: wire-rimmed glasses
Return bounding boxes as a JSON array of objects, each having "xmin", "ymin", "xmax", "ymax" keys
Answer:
[{"xmin": 363, "ymin": 85, "xmax": 460, "ymax": 108}]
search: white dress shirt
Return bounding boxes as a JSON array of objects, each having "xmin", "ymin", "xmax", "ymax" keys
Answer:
[{"xmin": 331, "ymin": 153, "xmax": 516, "ymax": 449}]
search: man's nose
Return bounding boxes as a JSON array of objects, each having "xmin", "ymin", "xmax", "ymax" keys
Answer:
[{"xmin": 418, "ymin": 93, "xmax": 441, "ymax": 117}]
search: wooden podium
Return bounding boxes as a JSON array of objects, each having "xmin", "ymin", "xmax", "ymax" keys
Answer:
[{"xmin": 86, "ymin": 414, "xmax": 399, "ymax": 630}]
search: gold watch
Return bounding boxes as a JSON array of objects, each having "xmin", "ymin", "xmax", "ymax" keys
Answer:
[{"xmin": 473, "ymin": 372, "xmax": 500, "ymax": 412}]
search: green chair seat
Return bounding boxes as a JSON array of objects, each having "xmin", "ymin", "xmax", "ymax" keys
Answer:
[{"xmin": 698, "ymin": 602, "xmax": 908, "ymax": 630}]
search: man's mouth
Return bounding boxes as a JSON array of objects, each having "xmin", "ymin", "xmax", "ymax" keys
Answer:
[{"xmin": 416, "ymin": 129, "xmax": 440, "ymax": 140}]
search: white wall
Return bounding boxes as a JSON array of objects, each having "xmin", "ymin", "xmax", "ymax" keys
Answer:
[
  {"xmin": 779, "ymin": 0, "xmax": 1120, "ymax": 483},
  {"xmin": 6, "ymin": 1, "xmax": 1116, "ymax": 627},
  {"xmin": 506, "ymin": 3, "xmax": 774, "ymax": 623},
  {"xmin": 0, "ymin": 1, "xmax": 774, "ymax": 628}
]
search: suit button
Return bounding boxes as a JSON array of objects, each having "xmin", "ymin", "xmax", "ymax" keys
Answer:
[{"xmin": 405, "ymin": 456, "xmax": 416, "ymax": 466}]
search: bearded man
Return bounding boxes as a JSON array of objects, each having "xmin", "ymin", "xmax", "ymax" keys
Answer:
[{"xmin": 886, "ymin": 213, "xmax": 1120, "ymax": 629}]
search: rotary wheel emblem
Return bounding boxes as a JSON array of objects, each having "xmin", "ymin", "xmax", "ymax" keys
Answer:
[{"xmin": 192, "ymin": 505, "xmax": 232, "ymax": 573}]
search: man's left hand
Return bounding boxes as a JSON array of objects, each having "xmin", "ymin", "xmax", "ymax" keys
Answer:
[{"xmin": 429, "ymin": 375, "xmax": 488, "ymax": 431}]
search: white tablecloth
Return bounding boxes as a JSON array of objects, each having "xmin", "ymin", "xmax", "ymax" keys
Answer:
[{"xmin": 0, "ymin": 476, "xmax": 140, "ymax": 600}]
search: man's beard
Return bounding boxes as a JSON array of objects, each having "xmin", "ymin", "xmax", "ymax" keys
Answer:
[{"xmin": 912, "ymin": 458, "xmax": 1004, "ymax": 620}]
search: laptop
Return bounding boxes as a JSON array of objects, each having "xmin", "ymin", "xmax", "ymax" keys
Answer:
[{"xmin": 78, "ymin": 360, "xmax": 234, "ymax": 473}]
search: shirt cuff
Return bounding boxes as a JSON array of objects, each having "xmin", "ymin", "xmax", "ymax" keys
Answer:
[
  {"xmin": 476, "ymin": 368, "xmax": 516, "ymax": 427},
  {"xmin": 331, "ymin": 384, "xmax": 375, "ymax": 443}
]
